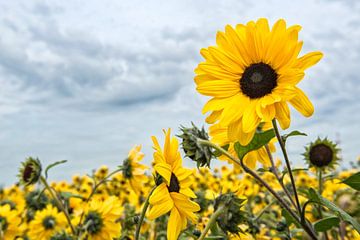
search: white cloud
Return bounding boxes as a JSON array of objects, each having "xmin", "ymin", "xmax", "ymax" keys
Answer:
[{"xmin": 0, "ymin": 0, "xmax": 359, "ymax": 185}]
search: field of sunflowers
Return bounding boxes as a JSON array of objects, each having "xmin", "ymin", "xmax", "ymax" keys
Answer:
[{"xmin": 1, "ymin": 18, "xmax": 360, "ymax": 240}]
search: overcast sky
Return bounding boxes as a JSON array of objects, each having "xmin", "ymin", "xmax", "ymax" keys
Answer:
[{"xmin": 0, "ymin": 0, "xmax": 359, "ymax": 185}]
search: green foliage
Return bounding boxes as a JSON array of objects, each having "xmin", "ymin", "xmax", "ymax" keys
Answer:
[
  {"xmin": 45, "ymin": 160, "xmax": 67, "ymax": 179},
  {"xmin": 308, "ymin": 188, "xmax": 360, "ymax": 233},
  {"xmin": 342, "ymin": 172, "xmax": 360, "ymax": 191},
  {"xmin": 234, "ymin": 129, "xmax": 275, "ymax": 160},
  {"xmin": 281, "ymin": 130, "xmax": 307, "ymax": 143},
  {"xmin": 314, "ymin": 216, "xmax": 340, "ymax": 232}
]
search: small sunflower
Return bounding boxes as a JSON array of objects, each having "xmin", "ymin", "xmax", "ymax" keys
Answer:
[
  {"xmin": 0, "ymin": 204, "xmax": 21, "ymax": 239},
  {"xmin": 148, "ymin": 129, "xmax": 200, "ymax": 240},
  {"xmin": 83, "ymin": 196, "xmax": 122, "ymax": 240},
  {"xmin": 209, "ymin": 122, "xmax": 276, "ymax": 169},
  {"xmin": 304, "ymin": 138, "xmax": 340, "ymax": 170},
  {"xmin": 122, "ymin": 145, "xmax": 148, "ymax": 194},
  {"xmin": 195, "ymin": 18, "xmax": 323, "ymax": 146},
  {"xmin": 28, "ymin": 205, "xmax": 67, "ymax": 240}
]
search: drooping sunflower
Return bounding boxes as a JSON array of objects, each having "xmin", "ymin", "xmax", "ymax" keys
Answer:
[
  {"xmin": 28, "ymin": 205, "xmax": 67, "ymax": 240},
  {"xmin": 83, "ymin": 196, "xmax": 122, "ymax": 240},
  {"xmin": 122, "ymin": 145, "xmax": 148, "ymax": 194},
  {"xmin": 148, "ymin": 129, "xmax": 200, "ymax": 240},
  {"xmin": 209, "ymin": 122, "xmax": 276, "ymax": 169},
  {"xmin": 195, "ymin": 18, "xmax": 323, "ymax": 145},
  {"xmin": 0, "ymin": 204, "xmax": 21, "ymax": 239}
]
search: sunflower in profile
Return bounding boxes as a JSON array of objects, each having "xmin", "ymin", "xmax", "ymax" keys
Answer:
[
  {"xmin": 0, "ymin": 204, "xmax": 21, "ymax": 239},
  {"xmin": 195, "ymin": 18, "xmax": 323, "ymax": 145},
  {"xmin": 83, "ymin": 196, "xmax": 122, "ymax": 240},
  {"xmin": 148, "ymin": 129, "xmax": 200, "ymax": 240},
  {"xmin": 122, "ymin": 145, "xmax": 148, "ymax": 194},
  {"xmin": 210, "ymin": 122, "xmax": 276, "ymax": 169},
  {"xmin": 28, "ymin": 205, "xmax": 67, "ymax": 240}
]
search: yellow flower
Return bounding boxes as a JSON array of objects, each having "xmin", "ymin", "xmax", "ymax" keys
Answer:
[
  {"xmin": 0, "ymin": 204, "xmax": 21, "ymax": 239},
  {"xmin": 28, "ymin": 205, "xmax": 67, "ymax": 240},
  {"xmin": 209, "ymin": 122, "xmax": 276, "ymax": 169},
  {"xmin": 122, "ymin": 145, "xmax": 148, "ymax": 194},
  {"xmin": 195, "ymin": 18, "xmax": 323, "ymax": 145},
  {"xmin": 83, "ymin": 196, "xmax": 122, "ymax": 240},
  {"xmin": 148, "ymin": 129, "xmax": 200, "ymax": 240}
]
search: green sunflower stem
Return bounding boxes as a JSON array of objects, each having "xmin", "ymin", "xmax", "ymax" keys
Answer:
[
  {"xmin": 317, "ymin": 169, "xmax": 330, "ymax": 240},
  {"xmin": 40, "ymin": 176, "xmax": 76, "ymax": 235},
  {"xmin": 272, "ymin": 119, "xmax": 302, "ymax": 215},
  {"xmin": 198, "ymin": 204, "xmax": 226, "ymax": 240},
  {"xmin": 265, "ymin": 144, "xmax": 297, "ymax": 209},
  {"xmin": 135, "ymin": 186, "xmax": 156, "ymax": 240},
  {"xmin": 198, "ymin": 139, "xmax": 318, "ymax": 240}
]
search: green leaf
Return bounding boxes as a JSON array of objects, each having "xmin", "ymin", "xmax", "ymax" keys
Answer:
[
  {"xmin": 45, "ymin": 160, "xmax": 67, "ymax": 179},
  {"xmin": 234, "ymin": 129, "xmax": 275, "ymax": 160},
  {"xmin": 281, "ymin": 209, "xmax": 300, "ymax": 228},
  {"xmin": 341, "ymin": 172, "xmax": 360, "ymax": 191},
  {"xmin": 308, "ymin": 188, "xmax": 360, "ymax": 233},
  {"xmin": 281, "ymin": 130, "xmax": 307, "ymax": 143},
  {"xmin": 314, "ymin": 216, "xmax": 340, "ymax": 232}
]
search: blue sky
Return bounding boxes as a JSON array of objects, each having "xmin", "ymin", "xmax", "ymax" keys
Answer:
[{"xmin": 0, "ymin": 0, "xmax": 359, "ymax": 185}]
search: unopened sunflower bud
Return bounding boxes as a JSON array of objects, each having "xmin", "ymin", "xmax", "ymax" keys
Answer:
[
  {"xmin": 178, "ymin": 123, "xmax": 213, "ymax": 168},
  {"xmin": 303, "ymin": 138, "xmax": 340, "ymax": 170},
  {"xmin": 214, "ymin": 193, "xmax": 247, "ymax": 234},
  {"xmin": 18, "ymin": 157, "xmax": 42, "ymax": 186}
]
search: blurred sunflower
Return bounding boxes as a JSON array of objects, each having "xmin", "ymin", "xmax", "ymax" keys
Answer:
[
  {"xmin": 209, "ymin": 122, "xmax": 276, "ymax": 169},
  {"xmin": 83, "ymin": 196, "xmax": 122, "ymax": 240},
  {"xmin": 195, "ymin": 18, "xmax": 323, "ymax": 145},
  {"xmin": 0, "ymin": 204, "xmax": 21, "ymax": 239},
  {"xmin": 122, "ymin": 145, "xmax": 148, "ymax": 194},
  {"xmin": 28, "ymin": 205, "xmax": 67, "ymax": 240},
  {"xmin": 148, "ymin": 129, "xmax": 200, "ymax": 240}
]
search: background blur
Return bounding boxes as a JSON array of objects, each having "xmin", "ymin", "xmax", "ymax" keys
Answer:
[{"xmin": 0, "ymin": 0, "xmax": 359, "ymax": 185}]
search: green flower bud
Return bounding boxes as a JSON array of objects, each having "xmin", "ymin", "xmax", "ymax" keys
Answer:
[{"xmin": 178, "ymin": 123, "xmax": 213, "ymax": 168}]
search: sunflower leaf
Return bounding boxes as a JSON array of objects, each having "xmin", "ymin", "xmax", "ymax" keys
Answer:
[
  {"xmin": 314, "ymin": 216, "xmax": 340, "ymax": 232},
  {"xmin": 307, "ymin": 188, "xmax": 360, "ymax": 233},
  {"xmin": 234, "ymin": 129, "xmax": 275, "ymax": 160},
  {"xmin": 45, "ymin": 160, "xmax": 67, "ymax": 179},
  {"xmin": 281, "ymin": 130, "xmax": 307, "ymax": 143},
  {"xmin": 341, "ymin": 172, "xmax": 360, "ymax": 191}
]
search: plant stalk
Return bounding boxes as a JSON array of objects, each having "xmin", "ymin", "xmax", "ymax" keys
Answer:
[
  {"xmin": 272, "ymin": 119, "xmax": 302, "ymax": 215},
  {"xmin": 135, "ymin": 186, "xmax": 156, "ymax": 240},
  {"xmin": 198, "ymin": 204, "xmax": 226, "ymax": 240}
]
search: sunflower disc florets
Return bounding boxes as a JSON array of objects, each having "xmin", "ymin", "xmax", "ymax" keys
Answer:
[
  {"xmin": 303, "ymin": 138, "xmax": 340, "ymax": 170},
  {"xmin": 178, "ymin": 123, "xmax": 213, "ymax": 168},
  {"xmin": 214, "ymin": 192, "xmax": 247, "ymax": 234},
  {"xmin": 18, "ymin": 157, "xmax": 42, "ymax": 186}
]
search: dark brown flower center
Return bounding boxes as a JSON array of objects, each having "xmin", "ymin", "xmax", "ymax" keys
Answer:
[
  {"xmin": 309, "ymin": 144, "xmax": 333, "ymax": 167},
  {"xmin": 240, "ymin": 63, "xmax": 277, "ymax": 99},
  {"xmin": 168, "ymin": 173, "xmax": 180, "ymax": 193}
]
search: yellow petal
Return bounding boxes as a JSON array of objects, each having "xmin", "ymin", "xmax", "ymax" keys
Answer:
[
  {"xmin": 275, "ymin": 102, "xmax": 291, "ymax": 129},
  {"xmin": 154, "ymin": 162, "xmax": 172, "ymax": 183},
  {"xmin": 289, "ymin": 87, "xmax": 314, "ymax": 117},
  {"xmin": 196, "ymin": 80, "xmax": 240, "ymax": 98},
  {"xmin": 205, "ymin": 110, "xmax": 222, "ymax": 124},
  {"xmin": 242, "ymin": 100, "xmax": 261, "ymax": 133},
  {"xmin": 149, "ymin": 183, "xmax": 171, "ymax": 205},
  {"xmin": 294, "ymin": 51, "xmax": 323, "ymax": 70},
  {"xmin": 167, "ymin": 208, "xmax": 184, "ymax": 240}
]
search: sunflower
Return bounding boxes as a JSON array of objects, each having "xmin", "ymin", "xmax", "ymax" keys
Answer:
[
  {"xmin": 0, "ymin": 204, "xmax": 21, "ymax": 239},
  {"xmin": 122, "ymin": 145, "xmax": 148, "ymax": 194},
  {"xmin": 303, "ymin": 138, "xmax": 340, "ymax": 170},
  {"xmin": 195, "ymin": 18, "xmax": 323, "ymax": 145},
  {"xmin": 83, "ymin": 196, "xmax": 122, "ymax": 240},
  {"xmin": 28, "ymin": 205, "xmax": 67, "ymax": 240},
  {"xmin": 209, "ymin": 122, "xmax": 276, "ymax": 169},
  {"xmin": 148, "ymin": 129, "xmax": 200, "ymax": 240}
]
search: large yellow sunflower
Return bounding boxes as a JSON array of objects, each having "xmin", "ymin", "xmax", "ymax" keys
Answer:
[
  {"xmin": 195, "ymin": 18, "xmax": 323, "ymax": 145},
  {"xmin": 122, "ymin": 145, "xmax": 148, "ymax": 194},
  {"xmin": 83, "ymin": 196, "xmax": 122, "ymax": 240},
  {"xmin": 0, "ymin": 204, "xmax": 21, "ymax": 239},
  {"xmin": 28, "ymin": 205, "xmax": 67, "ymax": 240},
  {"xmin": 148, "ymin": 129, "xmax": 200, "ymax": 240},
  {"xmin": 209, "ymin": 122, "xmax": 276, "ymax": 169}
]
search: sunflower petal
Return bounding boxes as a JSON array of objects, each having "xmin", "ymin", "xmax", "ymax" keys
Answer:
[
  {"xmin": 289, "ymin": 87, "xmax": 314, "ymax": 117},
  {"xmin": 294, "ymin": 51, "xmax": 323, "ymax": 70}
]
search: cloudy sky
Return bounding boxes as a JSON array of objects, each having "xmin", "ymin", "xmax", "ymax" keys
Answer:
[{"xmin": 0, "ymin": 0, "xmax": 359, "ymax": 185}]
